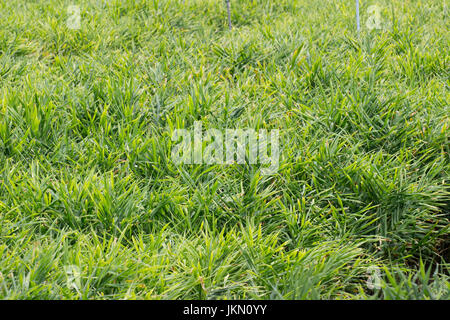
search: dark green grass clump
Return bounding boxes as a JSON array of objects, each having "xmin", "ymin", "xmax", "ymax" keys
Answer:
[{"xmin": 0, "ymin": 0, "xmax": 448, "ymax": 299}]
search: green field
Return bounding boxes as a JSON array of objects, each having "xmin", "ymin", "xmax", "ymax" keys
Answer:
[{"xmin": 0, "ymin": 0, "xmax": 449, "ymax": 299}]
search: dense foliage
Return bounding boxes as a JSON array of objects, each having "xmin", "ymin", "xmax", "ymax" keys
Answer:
[{"xmin": 0, "ymin": 0, "xmax": 448, "ymax": 299}]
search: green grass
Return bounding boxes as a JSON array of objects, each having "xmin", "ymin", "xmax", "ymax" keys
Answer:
[{"xmin": 0, "ymin": 0, "xmax": 449, "ymax": 299}]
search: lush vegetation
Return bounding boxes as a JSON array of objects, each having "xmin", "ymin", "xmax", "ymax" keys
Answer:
[{"xmin": 0, "ymin": 0, "xmax": 448, "ymax": 299}]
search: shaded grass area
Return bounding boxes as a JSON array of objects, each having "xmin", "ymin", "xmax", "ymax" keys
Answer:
[{"xmin": 0, "ymin": 0, "xmax": 449, "ymax": 299}]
